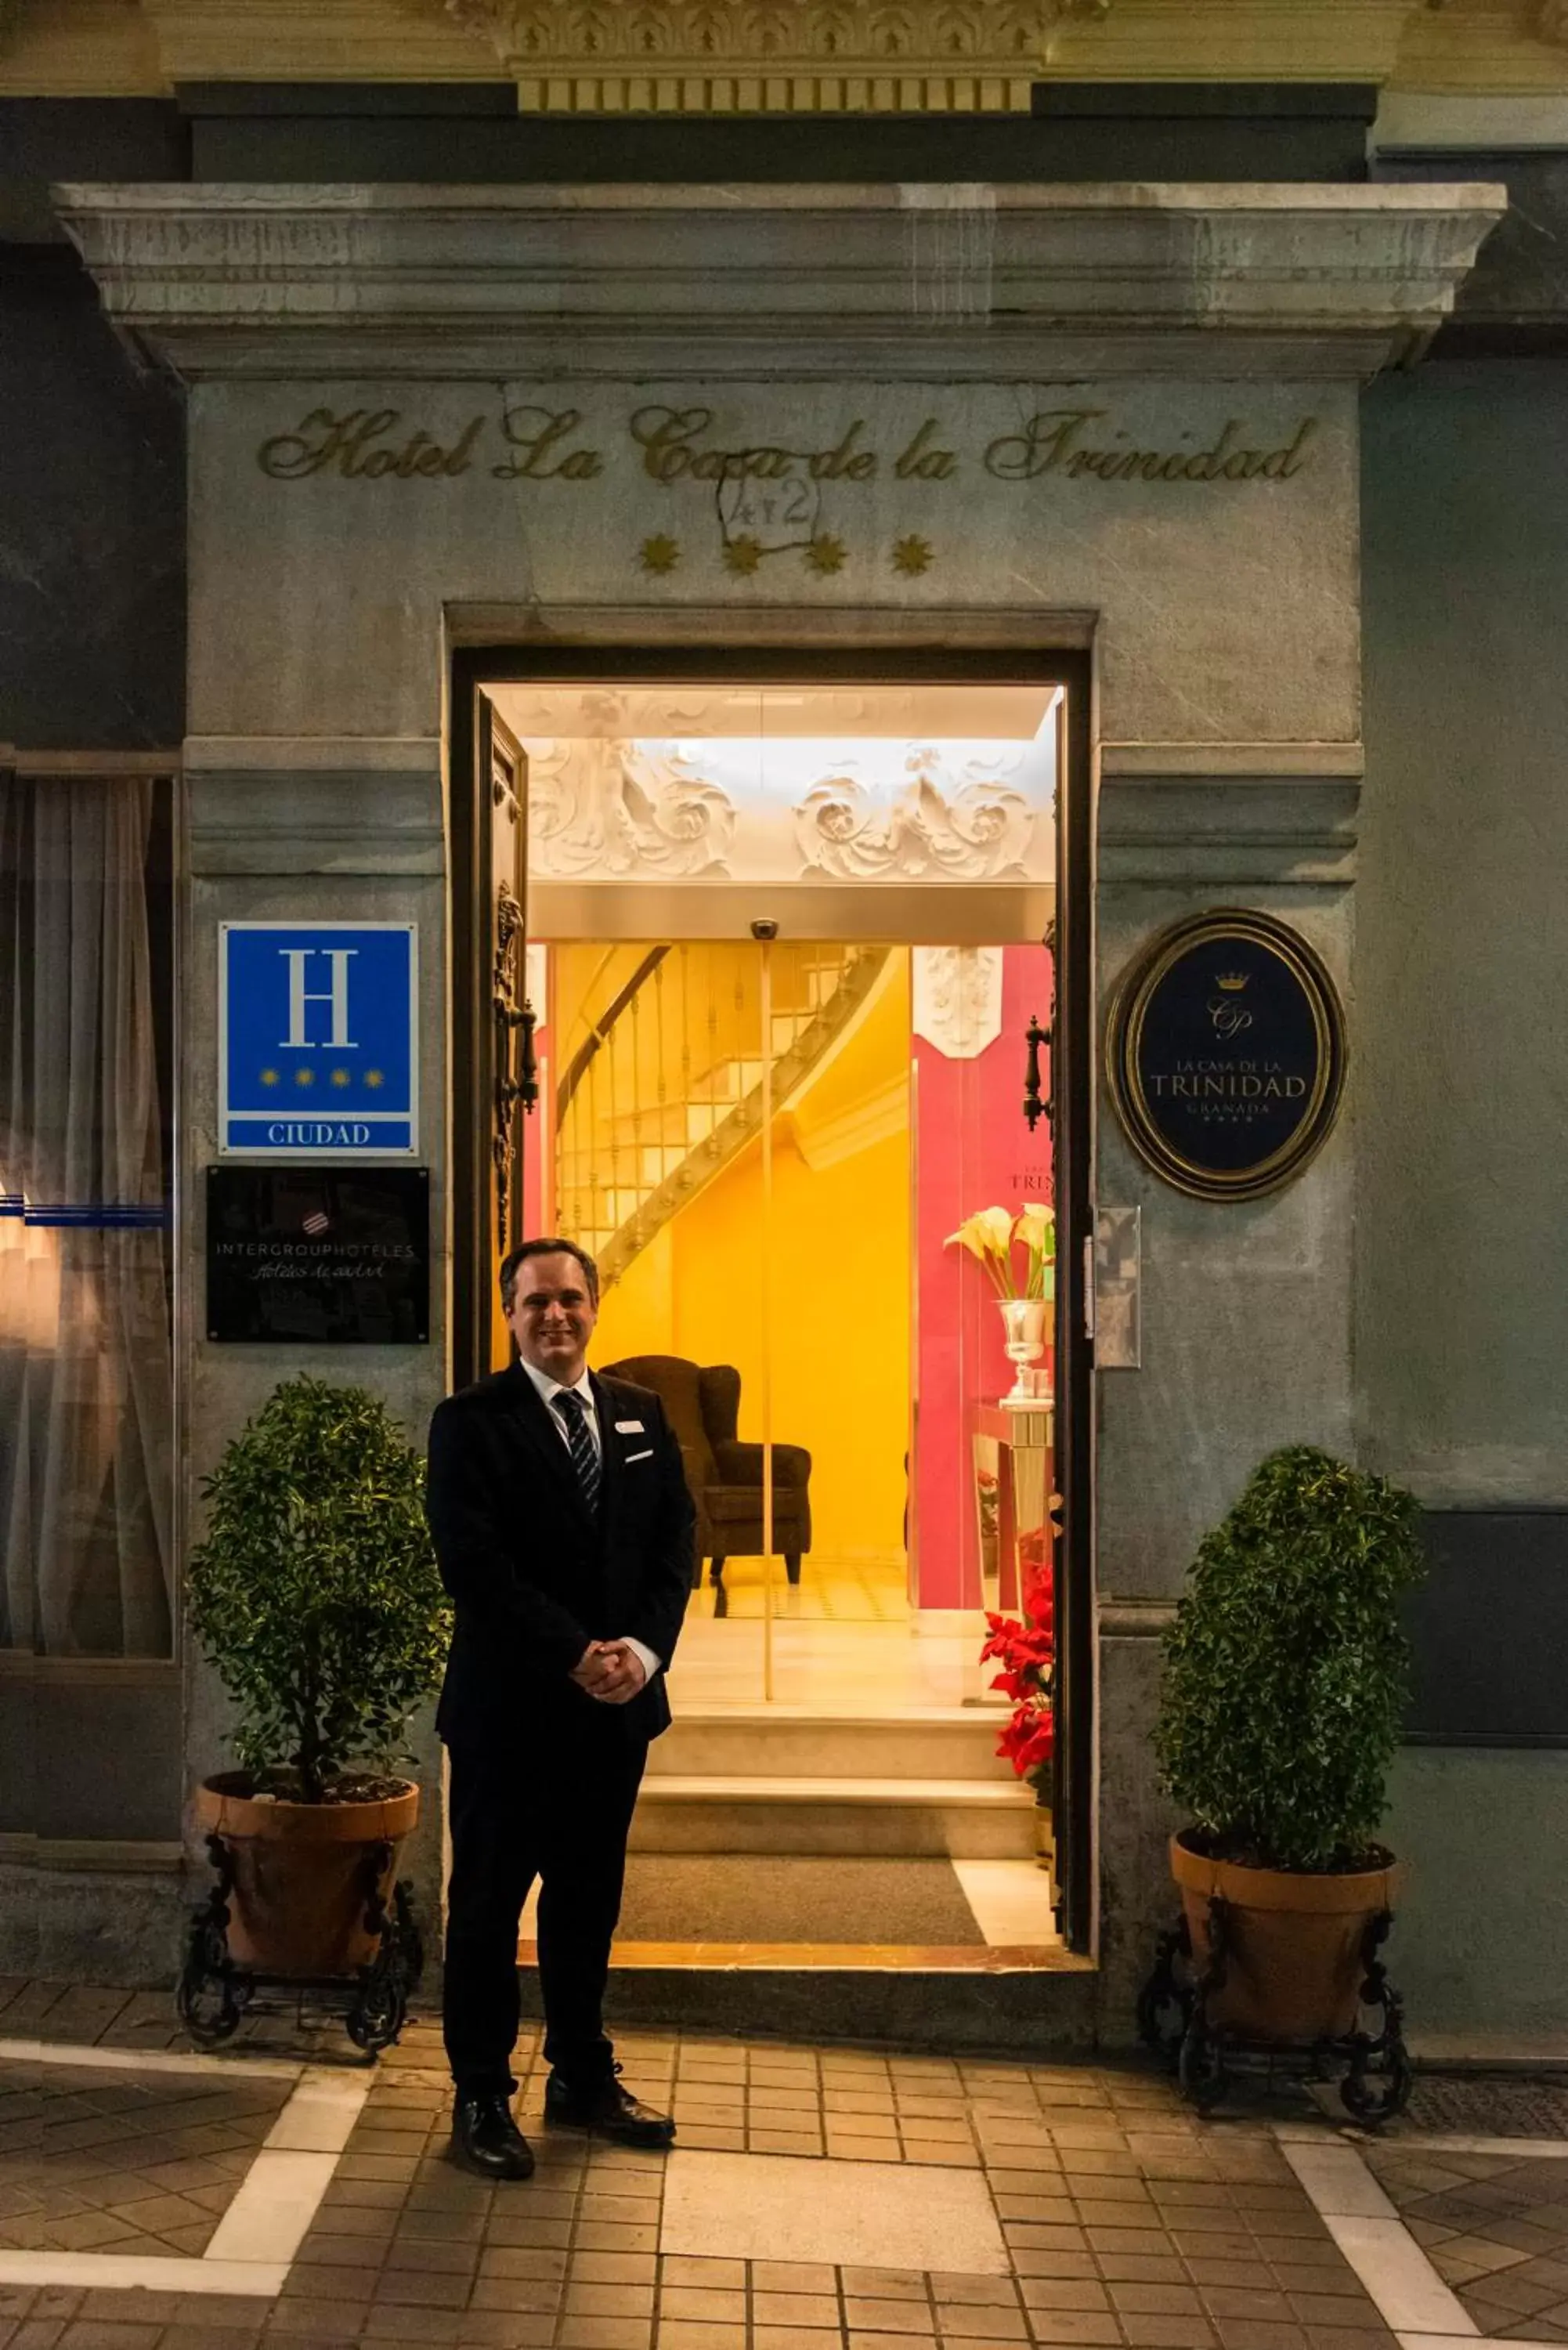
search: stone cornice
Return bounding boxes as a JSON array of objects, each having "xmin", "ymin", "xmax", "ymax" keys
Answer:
[
  {"xmin": 8, "ymin": 0, "xmax": 1568, "ymax": 103},
  {"xmin": 444, "ymin": 0, "xmax": 1086, "ymax": 113},
  {"xmin": 7, "ymin": 0, "xmax": 1568, "ymax": 101},
  {"xmin": 54, "ymin": 179, "xmax": 1505, "ymax": 381}
]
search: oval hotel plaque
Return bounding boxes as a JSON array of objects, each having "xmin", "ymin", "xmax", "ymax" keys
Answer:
[{"xmin": 1107, "ymin": 909, "xmax": 1346, "ymax": 1202}]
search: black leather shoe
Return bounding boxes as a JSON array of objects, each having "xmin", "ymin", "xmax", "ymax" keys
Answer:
[
  {"xmin": 451, "ymin": 2091, "xmax": 536, "ymax": 2179},
  {"xmin": 544, "ymin": 2064, "xmax": 676, "ymax": 2148}
]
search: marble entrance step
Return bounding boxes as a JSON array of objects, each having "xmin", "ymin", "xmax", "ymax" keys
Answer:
[
  {"xmin": 647, "ymin": 1706, "xmax": 1016, "ymax": 1784},
  {"xmin": 629, "ymin": 1773, "xmax": 1038, "ymax": 1859}
]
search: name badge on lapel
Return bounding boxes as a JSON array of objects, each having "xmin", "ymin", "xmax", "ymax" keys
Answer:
[{"xmin": 615, "ymin": 1419, "xmax": 645, "ymax": 1434}]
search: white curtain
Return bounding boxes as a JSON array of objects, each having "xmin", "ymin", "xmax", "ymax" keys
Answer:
[{"xmin": 0, "ymin": 775, "xmax": 174, "ymax": 1654}]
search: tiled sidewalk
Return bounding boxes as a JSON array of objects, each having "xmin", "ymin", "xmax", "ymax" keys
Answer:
[
  {"xmin": 1364, "ymin": 2146, "xmax": 1568, "ymax": 2341},
  {"xmin": 0, "ymin": 2058, "xmax": 293, "ymax": 2256},
  {"xmin": 0, "ymin": 1992, "xmax": 1404, "ymax": 2350}
]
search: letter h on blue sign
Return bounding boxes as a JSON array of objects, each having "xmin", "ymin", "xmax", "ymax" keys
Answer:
[{"xmin": 220, "ymin": 922, "xmax": 417, "ymax": 1155}]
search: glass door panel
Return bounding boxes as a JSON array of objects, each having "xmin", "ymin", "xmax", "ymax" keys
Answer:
[
  {"xmin": 552, "ymin": 937, "xmax": 770, "ymax": 1701},
  {"xmin": 547, "ymin": 927, "xmax": 1056, "ymax": 1715},
  {"xmin": 753, "ymin": 942, "xmax": 914, "ymax": 1706},
  {"xmin": 545, "ymin": 925, "xmax": 1054, "ymax": 1727}
]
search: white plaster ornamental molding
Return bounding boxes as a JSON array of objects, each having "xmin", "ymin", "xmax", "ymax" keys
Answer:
[
  {"xmin": 521, "ymin": 732, "xmax": 1048, "ymax": 884},
  {"xmin": 912, "ymin": 945, "xmax": 1003, "ymax": 1058},
  {"xmin": 528, "ymin": 737, "xmax": 738, "ymax": 877},
  {"xmin": 52, "ymin": 182, "xmax": 1506, "ymax": 381},
  {"xmin": 796, "ymin": 754, "xmax": 1034, "ymax": 880}
]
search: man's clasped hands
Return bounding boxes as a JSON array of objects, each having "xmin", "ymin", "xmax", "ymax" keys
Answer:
[{"xmin": 569, "ymin": 1639, "xmax": 648, "ymax": 1705}]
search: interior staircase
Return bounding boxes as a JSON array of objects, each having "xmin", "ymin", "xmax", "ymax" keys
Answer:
[
  {"xmin": 557, "ymin": 942, "xmax": 889, "ymax": 1288},
  {"xmin": 632, "ymin": 1705, "xmax": 1038, "ymax": 1860}
]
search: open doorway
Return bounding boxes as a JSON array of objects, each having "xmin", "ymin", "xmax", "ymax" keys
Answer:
[
  {"xmin": 540, "ymin": 928, "xmax": 1056, "ymax": 1668},
  {"xmin": 451, "ymin": 653, "xmax": 1093, "ymax": 1974}
]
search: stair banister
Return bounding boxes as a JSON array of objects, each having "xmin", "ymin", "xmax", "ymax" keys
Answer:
[{"xmin": 557, "ymin": 942, "xmax": 672, "ymax": 1120}]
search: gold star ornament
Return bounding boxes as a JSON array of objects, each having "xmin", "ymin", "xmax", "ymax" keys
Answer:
[
  {"xmin": 891, "ymin": 533, "xmax": 934, "ymax": 577},
  {"xmin": 638, "ymin": 533, "xmax": 680, "ymax": 575},
  {"xmin": 722, "ymin": 533, "xmax": 762, "ymax": 577},
  {"xmin": 805, "ymin": 533, "xmax": 846, "ymax": 576}
]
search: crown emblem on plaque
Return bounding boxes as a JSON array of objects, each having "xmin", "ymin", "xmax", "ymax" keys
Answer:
[{"xmin": 1215, "ymin": 971, "xmax": 1250, "ymax": 991}]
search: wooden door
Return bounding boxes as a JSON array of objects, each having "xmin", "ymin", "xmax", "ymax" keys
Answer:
[{"xmin": 453, "ymin": 692, "xmax": 528, "ymax": 1388}]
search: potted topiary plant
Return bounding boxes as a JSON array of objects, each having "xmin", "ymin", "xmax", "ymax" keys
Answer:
[
  {"xmin": 185, "ymin": 1376, "xmax": 450, "ymax": 1989},
  {"xmin": 1153, "ymin": 1444, "xmax": 1425, "ymax": 2059}
]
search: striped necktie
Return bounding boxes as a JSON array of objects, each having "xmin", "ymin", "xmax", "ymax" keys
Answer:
[{"xmin": 552, "ymin": 1387, "xmax": 602, "ymax": 1515}]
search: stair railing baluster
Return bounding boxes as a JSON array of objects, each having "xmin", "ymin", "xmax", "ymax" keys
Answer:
[
  {"xmin": 630, "ymin": 975, "xmax": 643, "ymax": 1235},
  {"xmin": 655, "ymin": 951, "xmax": 667, "ymax": 1205},
  {"xmin": 607, "ymin": 964, "xmax": 621, "ymax": 1278},
  {"xmin": 707, "ymin": 945, "xmax": 720, "ymax": 1154},
  {"xmin": 585, "ymin": 1048, "xmax": 597, "ymax": 1252},
  {"xmin": 678, "ymin": 942, "xmax": 691, "ymax": 1126}
]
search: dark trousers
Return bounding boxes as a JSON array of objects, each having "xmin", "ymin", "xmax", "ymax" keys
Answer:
[{"xmin": 443, "ymin": 1731, "xmax": 647, "ymax": 2099}]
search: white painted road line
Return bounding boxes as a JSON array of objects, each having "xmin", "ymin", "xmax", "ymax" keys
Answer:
[
  {"xmin": 0, "ymin": 2043, "xmax": 370, "ymax": 2294},
  {"xmin": 0, "ymin": 2252, "xmax": 290, "ymax": 2295},
  {"xmin": 0, "ymin": 2034, "xmax": 303, "ymax": 2081},
  {"xmin": 1396, "ymin": 2337, "xmax": 1564, "ymax": 2350},
  {"xmin": 1281, "ymin": 2141, "xmax": 1402, "ymax": 2220},
  {"xmin": 262, "ymin": 2063, "xmax": 371, "ymax": 2153},
  {"xmin": 1276, "ymin": 2131, "xmax": 1480, "ymax": 2340},
  {"xmin": 204, "ymin": 2147, "xmax": 344, "ymax": 2266},
  {"xmin": 1322, "ymin": 2214, "xmax": 1479, "ymax": 2337}
]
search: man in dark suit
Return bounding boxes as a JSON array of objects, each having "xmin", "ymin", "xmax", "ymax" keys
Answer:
[{"xmin": 426, "ymin": 1235, "xmax": 695, "ymax": 2178}]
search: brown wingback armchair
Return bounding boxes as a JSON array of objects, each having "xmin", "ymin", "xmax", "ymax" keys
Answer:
[{"xmin": 602, "ymin": 1354, "xmax": 811, "ymax": 1585}]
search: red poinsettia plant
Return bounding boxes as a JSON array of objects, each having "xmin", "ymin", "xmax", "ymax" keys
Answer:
[{"xmin": 980, "ymin": 1527, "xmax": 1057, "ymax": 1791}]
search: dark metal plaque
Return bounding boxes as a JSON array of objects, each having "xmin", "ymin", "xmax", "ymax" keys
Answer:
[
  {"xmin": 1107, "ymin": 910, "xmax": 1346, "ymax": 1202},
  {"xmin": 206, "ymin": 1166, "xmax": 429, "ymax": 1343}
]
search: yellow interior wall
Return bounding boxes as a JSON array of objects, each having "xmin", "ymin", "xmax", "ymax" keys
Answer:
[
  {"xmin": 587, "ymin": 951, "xmax": 911, "ymax": 1560},
  {"xmin": 593, "ymin": 1220, "xmax": 675, "ymax": 1361}
]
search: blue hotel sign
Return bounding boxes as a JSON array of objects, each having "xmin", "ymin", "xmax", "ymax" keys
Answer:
[{"xmin": 219, "ymin": 923, "xmax": 418, "ymax": 1156}]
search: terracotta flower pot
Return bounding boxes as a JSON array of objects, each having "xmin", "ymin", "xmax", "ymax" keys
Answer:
[
  {"xmin": 195, "ymin": 1773, "xmax": 420, "ymax": 1978},
  {"xmin": 1170, "ymin": 1829, "xmax": 1400, "ymax": 2044}
]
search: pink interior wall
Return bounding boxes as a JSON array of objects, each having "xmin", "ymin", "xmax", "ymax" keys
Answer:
[{"xmin": 912, "ymin": 945, "xmax": 1053, "ymax": 1612}]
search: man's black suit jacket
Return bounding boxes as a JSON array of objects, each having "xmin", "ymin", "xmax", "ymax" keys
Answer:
[{"xmin": 426, "ymin": 1363, "xmax": 695, "ymax": 1754}]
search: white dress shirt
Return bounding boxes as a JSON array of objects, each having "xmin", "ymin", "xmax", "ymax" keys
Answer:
[{"xmin": 519, "ymin": 1358, "xmax": 662, "ymax": 1683}]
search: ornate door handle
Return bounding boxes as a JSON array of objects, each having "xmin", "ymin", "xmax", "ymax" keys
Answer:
[{"xmin": 1023, "ymin": 918, "xmax": 1058, "ymax": 1135}]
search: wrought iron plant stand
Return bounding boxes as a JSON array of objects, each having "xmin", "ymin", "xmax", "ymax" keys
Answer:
[
  {"xmin": 1137, "ymin": 1896, "xmax": 1411, "ymax": 2125},
  {"xmin": 176, "ymin": 1831, "xmax": 425, "ymax": 2055}
]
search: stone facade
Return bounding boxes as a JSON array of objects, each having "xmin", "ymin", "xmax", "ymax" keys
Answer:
[{"xmin": 36, "ymin": 178, "xmax": 1501, "ymax": 2029}]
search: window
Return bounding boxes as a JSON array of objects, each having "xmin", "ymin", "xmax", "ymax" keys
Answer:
[{"xmin": 0, "ymin": 769, "xmax": 175, "ymax": 1655}]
